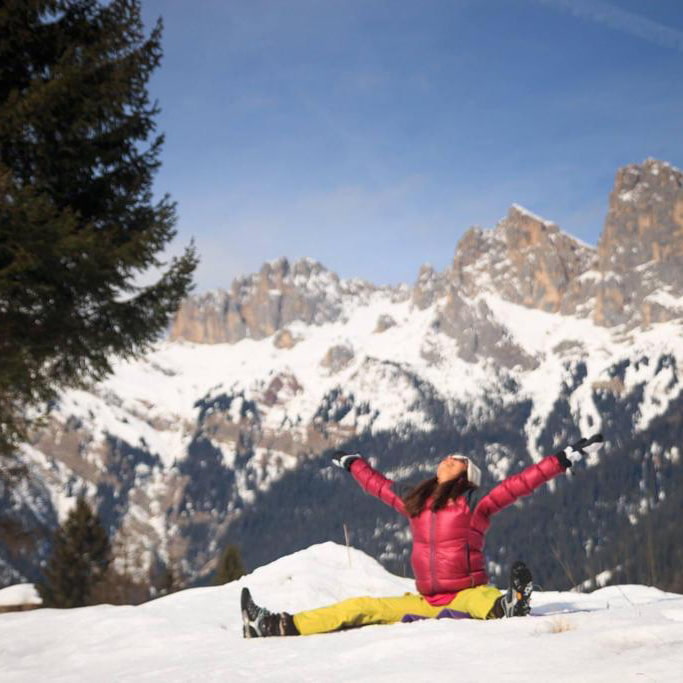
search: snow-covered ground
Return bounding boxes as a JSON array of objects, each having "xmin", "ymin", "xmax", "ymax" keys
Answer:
[{"xmin": 1, "ymin": 543, "xmax": 682, "ymax": 682}]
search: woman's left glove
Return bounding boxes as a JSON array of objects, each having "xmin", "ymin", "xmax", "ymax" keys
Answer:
[
  {"xmin": 556, "ymin": 433, "xmax": 604, "ymax": 469},
  {"xmin": 331, "ymin": 451, "xmax": 361, "ymax": 471}
]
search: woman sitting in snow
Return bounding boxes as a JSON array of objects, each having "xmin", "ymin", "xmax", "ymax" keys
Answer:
[{"xmin": 241, "ymin": 433, "xmax": 604, "ymax": 637}]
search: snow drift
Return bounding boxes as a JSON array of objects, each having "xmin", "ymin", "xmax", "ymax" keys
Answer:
[{"xmin": 1, "ymin": 543, "xmax": 682, "ymax": 681}]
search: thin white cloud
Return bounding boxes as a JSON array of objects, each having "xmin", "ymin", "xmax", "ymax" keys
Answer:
[{"xmin": 537, "ymin": 0, "xmax": 683, "ymax": 53}]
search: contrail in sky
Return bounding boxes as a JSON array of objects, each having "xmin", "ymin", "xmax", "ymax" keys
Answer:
[{"xmin": 537, "ymin": 0, "xmax": 683, "ymax": 53}]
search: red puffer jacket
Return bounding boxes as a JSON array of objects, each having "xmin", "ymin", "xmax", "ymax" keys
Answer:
[{"xmin": 349, "ymin": 454, "xmax": 566, "ymax": 603}]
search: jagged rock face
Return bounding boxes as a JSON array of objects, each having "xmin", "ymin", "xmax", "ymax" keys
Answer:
[
  {"xmin": 601, "ymin": 160, "xmax": 683, "ymax": 269},
  {"xmin": 171, "ymin": 159, "xmax": 683, "ymax": 344},
  {"xmin": 412, "ymin": 264, "xmax": 448, "ymax": 310},
  {"xmin": 170, "ymin": 258, "xmax": 378, "ymax": 343},
  {"xmin": 442, "ymin": 159, "xmax": 683, "ymax": 329},
  {"xmin": 168, "ymin": 289, "xmax": 232, "ymax": 344},
  {"xmin": 596, "ymin": 159, "xmax": 683, "ymax": 327},
  {"xmin": 451, "ymin": 205, "xmax": 596, "ymax": 314},
  {"xmin": 434, "ymin": 286, "xmax": 538, "ymax": 370}
]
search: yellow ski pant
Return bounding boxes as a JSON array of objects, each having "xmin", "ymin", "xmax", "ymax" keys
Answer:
[{"xmin": 293, "ymin": 584, "xmax": 502, "ymax": 635}]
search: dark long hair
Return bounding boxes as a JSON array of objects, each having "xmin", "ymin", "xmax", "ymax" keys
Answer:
[{"xmin": 402, "ymin": 474, "xmax": 476, "ymax": 518}]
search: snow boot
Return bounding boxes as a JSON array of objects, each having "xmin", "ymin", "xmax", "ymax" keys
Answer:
[
  {"xmin": 241, "ymin": 587, "xmax": 299, "ymax": 637},
  {"xmin": 503, "ymin": 561, "xmax": 533, "ymax": 616},
  {"xmin": 488, "ymin": 561, "xmax": 534, "ymax": 618}
]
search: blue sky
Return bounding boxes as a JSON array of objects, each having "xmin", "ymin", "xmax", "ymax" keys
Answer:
[{"xmin": 140, "ymin": 0, "xmax": 683, "ymax": 292}]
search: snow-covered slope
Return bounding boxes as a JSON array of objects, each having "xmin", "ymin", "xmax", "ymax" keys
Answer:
[
  {"xmin": 1, "ymin": 543, "xmax": 681, "ymax": 682},
  {"xmin": 7, "ymin": 277, "xmax": 682, "ymax": 584}
]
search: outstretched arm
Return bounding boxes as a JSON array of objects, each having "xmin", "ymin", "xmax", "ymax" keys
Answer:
[
  {"xmin": 472, "ymin": 434, "xmax": 604, "ymax": 532},
  {"xmin": 331, "ymin": 451, "xmax": 407, "ymax": 517}
]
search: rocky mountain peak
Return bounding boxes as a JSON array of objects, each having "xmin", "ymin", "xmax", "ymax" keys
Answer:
[
  {"xmin": 170, "ymin": 257, "xmax": 382, "ymax": 344},
  {"xmin": 600, "ymin": 158, "xmax": 683, "ymax": 269},
  {"xmin": 415, "ymin": 204, "xmax": 596, "ymax": 369},
  {"xmin": 595, "ymin": 158, "xmax": 683, "ymax": 327},
  {"xmin": 612, "ymin": 158, "xmax": 683, "ymax": 207},
  {"xmin": 231, "ymin": 257, "xmax": 339, "ymax": 301},
  {"xmin": 502, "ymin": 203, "xmax": 558, "ymax": 243},
  {"xmin": 450, "ymin": 204, "xmax": 595, "ymax": 313},
  {"xmin": 170, "ymin": 158, "xmax": 683, "ymax": 344}
]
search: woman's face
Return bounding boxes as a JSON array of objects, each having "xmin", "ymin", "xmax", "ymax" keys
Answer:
[{"xmin": 436, "ymin": 455, "xmax": 468, "ymax": 484}]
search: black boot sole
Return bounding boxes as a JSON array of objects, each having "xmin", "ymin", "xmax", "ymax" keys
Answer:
[{"xmin": 241, "ymin": 587, "xmax": 257, "ymax": 638}]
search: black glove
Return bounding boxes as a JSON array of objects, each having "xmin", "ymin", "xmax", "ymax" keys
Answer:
[
  {"xmin": 556, "ymin": 433, "xmax": 604, "ymax": 469},
  {"xmin": 331, "ymin": 450, "xmax": 361, "ymax": 471}
]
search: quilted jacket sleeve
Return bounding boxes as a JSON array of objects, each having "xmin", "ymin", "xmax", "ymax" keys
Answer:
[
  {"xmin": 471, "ymin": 454, "xmax": 566, "ymax": 532},
  {"xmin": 348, "ymin": 458, "xmax": 407, "ymax": 517}
]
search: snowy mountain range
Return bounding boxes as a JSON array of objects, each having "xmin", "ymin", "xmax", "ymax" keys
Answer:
[
  {"xmin": 1, "ymin": 543, "xmax": 682, "ymax": 681},
  {"xmin": 2, "ymin": 158, "xmax": 682, "ymax": 592}
]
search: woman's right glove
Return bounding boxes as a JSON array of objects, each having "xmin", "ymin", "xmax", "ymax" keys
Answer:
[
  {"xmin": 331, "ymin": 450, "xmax": 361, "ymax": 471},
  {"xmin": 556, "ymin": 433, "xmax": 604, "ymax": 469}
]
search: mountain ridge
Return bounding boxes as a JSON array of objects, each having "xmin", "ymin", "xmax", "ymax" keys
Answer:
[
  {"xmin": 1, "ymin": 158, "xmax": 682, "ymax": 595},
  {"xmin": 170, "ymin": 158, "xmax": 683, "ymax": 344}
]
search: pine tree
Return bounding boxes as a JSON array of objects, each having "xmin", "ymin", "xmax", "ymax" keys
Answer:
[
  {"xmin": 37, "ymin": 497, "xmax": 112, "ymax": 607},
  {"xmin": 214, "ymin": 544, "xmax": 245, "ymax": 585},
  {"xmin": 0, "ymin": 0, "xmax": 198, "ymax": 458},
  {"xmin": 157, "ymin": 562, "xmax": 180, "ymax": 596}
]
